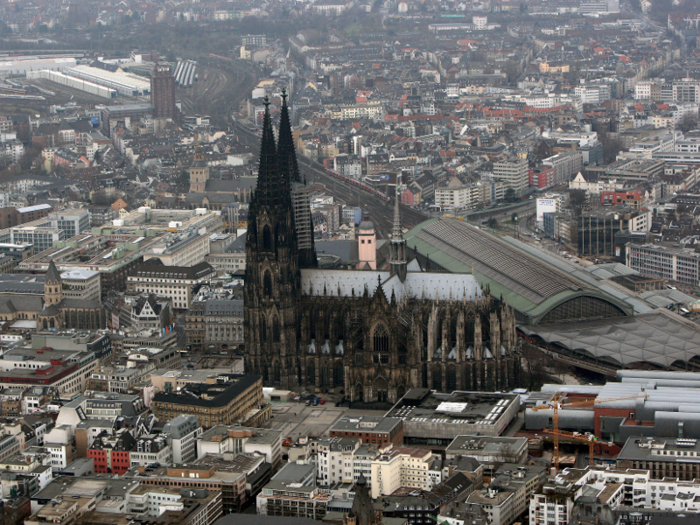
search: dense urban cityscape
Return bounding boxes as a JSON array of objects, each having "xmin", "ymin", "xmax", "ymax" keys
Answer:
[{"xmin": 1, "ymin": 0, "xmax": 700, "ymax": 524}]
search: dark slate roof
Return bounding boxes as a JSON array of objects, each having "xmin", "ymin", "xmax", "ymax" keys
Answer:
[
  {"xmin": 45, "ymin": 260, "xmax": 61, "ymax": 285},
  {"xmin": 204, "ymin": 179, "xmax": 256, "ymax": 192},
  {"xmin": 0, "ymin": 296, "xmax": 43, "ymax": 313},
  {"xmin": 132, "ymin": 261, "xmax": 215, "ymax": 280},
  {"xmin": 152, "ymin": 374, "xmax": 260, "ymax": 408},
  {"xmin": 316, "ymin": 240, "xmax": 359, "ymax": 263},
  {"xmin": 204, "ymin": 300, "xmax": 243, "ymax": 316}
]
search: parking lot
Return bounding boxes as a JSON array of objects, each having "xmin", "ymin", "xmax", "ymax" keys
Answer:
[{"xmin": 267, "ymin": 402, "xmax": 387, "ymax": 441}]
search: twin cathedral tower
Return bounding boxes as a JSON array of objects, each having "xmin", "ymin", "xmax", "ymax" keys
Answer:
[{"xmin": 244, "ymin": 93, "xmax": 519, "ymax": 403}]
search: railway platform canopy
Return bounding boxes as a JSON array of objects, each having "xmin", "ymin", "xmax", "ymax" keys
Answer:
[
  {"xmin": 520, "ymin": 309, "xmax": 700, "ymax": 370},
  {"xmin": 404, "ymin": 218, "xmax": 633, "ymax": 326}
]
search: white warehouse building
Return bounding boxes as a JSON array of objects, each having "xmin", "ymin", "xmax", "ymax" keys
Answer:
[
  {"xmin": 27, "ymin": 70, "xmax": 117, "ymax": 99},
  {"xmin": 64, "ymin": 65, "xmax": 151, "ymax": 96},
  {"xmin": 0, "ymin": 57, "xmax": 77, "ymax": 77}
]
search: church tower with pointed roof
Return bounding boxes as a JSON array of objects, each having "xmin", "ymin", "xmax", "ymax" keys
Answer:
[
  {"xmin": 279, "ymin": 89, "xmax": 317, "ymax": 269},
  {"xmin": 244, "ymin": 97, "xmax": 302, "ymax": 389},
  {"xmin": 188, "ymin": 147, "xmax": 209, "ymax": 193},
  {"xmin": 44, "ymin": 260, "xmax": 63, "ymax": 306}
]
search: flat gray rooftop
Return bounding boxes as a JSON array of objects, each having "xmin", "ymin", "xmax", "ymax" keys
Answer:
[{"xmin": 521, "ymin": 309, "xmax": 700, "ymax": 369}]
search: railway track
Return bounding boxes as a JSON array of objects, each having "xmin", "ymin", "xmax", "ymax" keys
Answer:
[
  {"xmin": 234, "ymin": 123, "xmax": 428, "ymax": 238},
  {"xmin": 180, "ymin": 59, "xmax": 427, "ymax": 237}
]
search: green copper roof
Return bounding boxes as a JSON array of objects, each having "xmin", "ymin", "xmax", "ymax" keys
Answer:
[{"xmin": 404, "ymin": 218, "xmax": 633, "ymax": 325}]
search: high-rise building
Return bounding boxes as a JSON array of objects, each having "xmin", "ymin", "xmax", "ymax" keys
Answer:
[{"xmin": 151, "ymin": 63, "xmax": 177, "ymax": 121}]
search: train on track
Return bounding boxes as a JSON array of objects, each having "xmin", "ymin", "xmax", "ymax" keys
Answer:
[
  {"xmin": 236, "ymin": 122, "xmax": 391, "ymax": 203},
  {"xmin": 322, "ymin": 167, "xmax": 390, "ymax": 203}
]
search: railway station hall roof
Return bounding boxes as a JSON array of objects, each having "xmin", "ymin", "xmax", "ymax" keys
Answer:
[{"xmin": 404, "ymin": 218, "xmax": 633, "ymax": 325}]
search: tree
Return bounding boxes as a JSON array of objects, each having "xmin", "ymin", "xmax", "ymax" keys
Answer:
[
  {"xmin": 599, "ymin": 130, "xmax": 626, "ymax": 163},
  {"xmin": 569, "ymin": 189, "xmax": 587, "ymax": 216},
  {"xmin": 487, "ymin": 217, "xmax": 498, "ymax": 229},
  {"xmin": 678, "ymin": 114, "xmax": 699, "ymax": 133},
  {"xmin": 521, "ymin": 341, "xmax": 548, "ymax": 391},
  {"xmin": 504, "ymin": 187, "xmax": 516, "ymax": 202},
  {"xmin": 512, "ymin": 212, "xmax": 518, "ymax": 223}
]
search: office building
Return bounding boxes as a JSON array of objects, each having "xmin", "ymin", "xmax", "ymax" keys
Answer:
[
  {"xmin": 197, "ymin": 426, "xmax": 283, "ymax": 468},
  {"xmin": 370, "ymin": 446, "xmax": 440, "ymax": 498},
  {"xmin": 151, "ymin": 63, "xmax": 177, "ymax": 121},
  {"xmin": 386, "ymin": 390, "xmax": 521, "ymax": 445},
  {"xmin": 151, "ymin": 374, "xmax": 266, "ymax": 428},
  {"xmin": 328, "ymin": 416, "xmax": 403, "ymax": 447},
  {"xmin": 493, "ymin": 159, "xmax": 529, "ymax": 196},
  {"xmin": 543, "ymin": 151, "xmax": 584, "ymax": 185},
  {"xmin": 575, "ymin": 208, "xmax": 651, "ymax": 257},
  {"xmin": 162, "ymin": 414, "xmax": 203, "ymax": 465},
  {"xmin": 127, "ymin": 260, "xmax": 216, "ymax": 310},
  {"xmin": 445, "ymin": 436, "xmax": 528, "ymax": 474},
  {"xmin": 48, "ymin": 209, "xmax": 90, "ymax": 239},
  {"xmin": 185, "ymin": 299, "xmax": 244, "ymax": 351},
  {"xmin": 627, "ymin": 244, "xmax": 700, "ymax": 285},
  {"xmin": 60, "ymin": 268, "xmax": 101, "ymax": 301}
]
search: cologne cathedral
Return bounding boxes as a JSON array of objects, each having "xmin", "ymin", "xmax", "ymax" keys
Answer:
[{"xmin": 244, "ymin": 93, "xmax": 520, "ymax": 403}]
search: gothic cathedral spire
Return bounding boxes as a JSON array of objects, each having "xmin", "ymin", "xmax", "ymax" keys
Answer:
[
  {"xmin": 279, "ymin": 88, "xmax": 317, "ymax": 268},
  {"xmin": 244, "ymin": 95, "xmax": 301, "ymax": 390}
]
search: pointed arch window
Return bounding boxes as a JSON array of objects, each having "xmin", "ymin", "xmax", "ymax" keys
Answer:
[
  {"xmin": 373, "ymin": 324, "xmax": 389, "ymax": 365},
  {"xmin": 262, "ymin": 225, "xmax": 272, "ymax": 251},
  {"xmin": 263, "ymin": 271, "xmax": 273, "ymax": 298},
  {"xmin": 272, "ymin": 317, "xmax": 280, "ymax": 343}
]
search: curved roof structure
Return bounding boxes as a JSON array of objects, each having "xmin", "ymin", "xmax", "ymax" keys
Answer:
[
  {"xmin": 520, "ymin": 309, "xmax": 700, "ymax": 369},
  {"xmin": 404, "ymin": 218, "xmax": 632, "ymax": 325}
]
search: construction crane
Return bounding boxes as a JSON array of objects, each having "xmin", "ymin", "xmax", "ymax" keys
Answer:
[
  {"xmin": 541, "ymin": 429, "xmax": 600, "ymax": 467},
  {"xmin": 531, "ymin": 393, "xmax": 648, "ymax": 471}
]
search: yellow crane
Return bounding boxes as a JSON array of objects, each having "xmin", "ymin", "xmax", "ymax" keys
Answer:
[
  {"xmin": 541, "ymin": 428, "xmax": 600, "ymax": 467},
  {"xmin": 531, "ymin": 393, "xmax": 648, "ymax": 471}
]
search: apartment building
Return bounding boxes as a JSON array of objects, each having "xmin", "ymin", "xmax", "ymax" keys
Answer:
[
  {"xmin": 127, "ymin": 261, "xmax": 216, "ymax": 310},
  {"xmin": 130, "ymin": 435, "xmax": 172, "ymax": 468},
  {"xmin": 543, "ymin": 151, "xmax": 584, "ymax": 185},
  {"xmin": 526, "ymin": 465, "xmax": 700, "ymax": 525},
  {"xmin": 574, "ymin": 83, "xmax": 612, "ymax": 104},
  {"xmin": 493, "ymin": 158, "xmax": 529, "ymax": 195},
  {"xmin": 468, "ymin": 464, "xmax": 547, "ymax": 525},
  {"xmin": 257, "ymin": 462, "xmax": 329, "ymax": 519},
  {"xmin": 435, "ymin": 179, "xmax": 484, "ymax": 210},
  {"xmin": 626, "ymin": 244, "xmax": 700, "ymax": 285},
  {"xmin": 370, "ymin": 446, "xmax": 440, "ymax": 499}
]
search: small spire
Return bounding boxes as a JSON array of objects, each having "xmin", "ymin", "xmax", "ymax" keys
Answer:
[{"xmin": 391, "ymin": 185, "xmax": 403, "ymax": 241}]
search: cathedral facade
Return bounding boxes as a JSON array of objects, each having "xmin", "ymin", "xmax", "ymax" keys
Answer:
[{"xmin": 244, "ymin": 94, "xmax": 520, "ymax": 403}]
